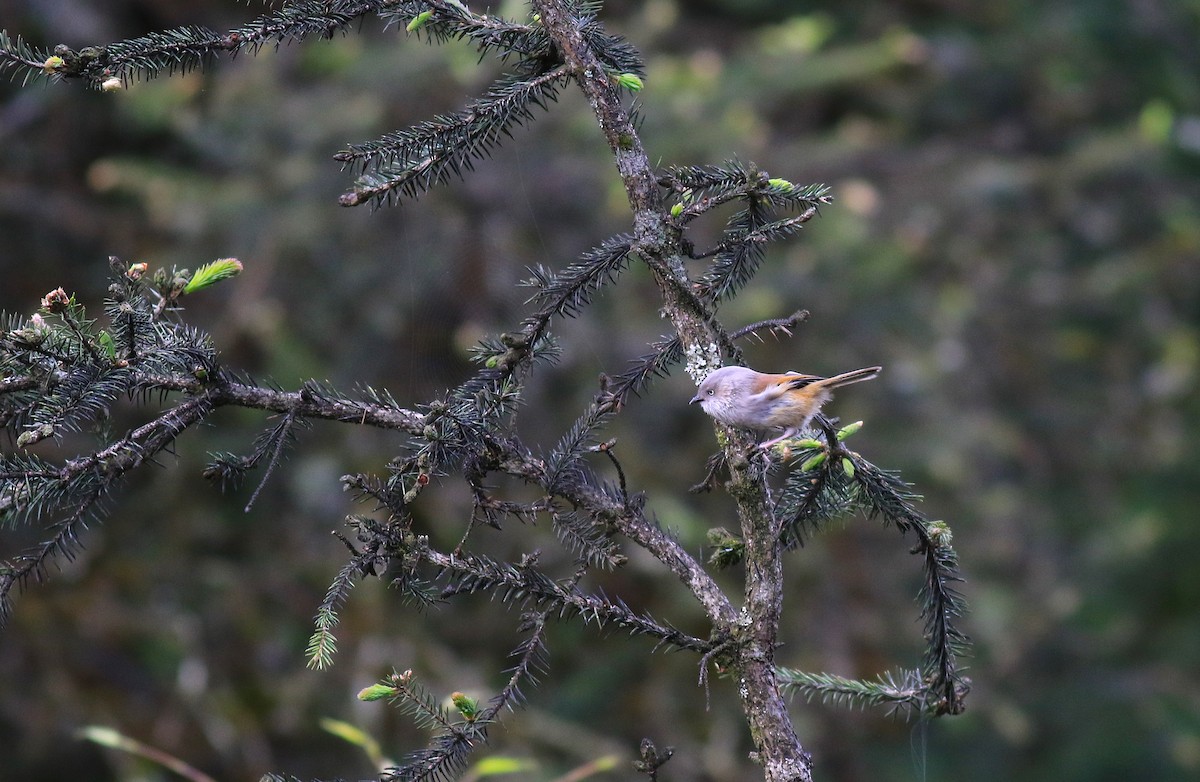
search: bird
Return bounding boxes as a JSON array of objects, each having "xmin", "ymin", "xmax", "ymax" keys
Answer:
[{"xmin": 690, "ymin": 365, "xmax": 881, "ymax": 449}]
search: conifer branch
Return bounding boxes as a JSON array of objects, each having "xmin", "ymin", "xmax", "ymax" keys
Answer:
[
  {"xmin": 451, "ymin": 233, "xmax": 633, "ymax": 408},
  {"xmin": 661, "ymin": 162, "xmax": 830, "ymax": 225},
  {"xmin": 695, "ymin": 206, "xmax": 824, "ymax": 302},
  {"xmin": 305, "ymin": 556, "xmax": 359, "ymax": 671},
  {"xmin": 523, "ymin": 236, "xmax": 634, "ymax": 319},
  {"xmin": 730, "ymin": 310, "xmax": 810, "ymax": 343},
  {"xmin": 242, "ymin": 409, "xmax": 305, "ymax": 512},
  {"xmin": 848, "ymin": 456, "xmax": 969, "ymax": 715},
  {"xmin": 0, "ymin": 394, "xmax": 213, "ymax": 617},
  {"xmin": 547, "ymin": 505, "xmax": 626, "ymax": 569},
  {"xmin": 379, "ymin": 0, "xmax": 546, "ymax": 60},
  {"xmin": 0, "ymin": 30, "xmax": 53, "ymax": 85},
  {"xmin": 6, "ymin": 2, "xmax": 397, "ymax": 87},
  {"xmin": 475, "ymin": 611, "xmax": 551, "ymax": 720},
  {"xmin": 374, "ymin": 615, "xmax": 549, "ymax": 782},
  {"xmin": 337, "ymin": 66, "xmax": 572, "ymax": 207},
  {"xmin": 775, "ymin": 446, "xmax": 855, "ymax": 550},
  {"xmin": 426, "ymin": 547, "xmax": 710, "ymax": 652},
  {"xmin": 778, "ymin": 668, "xmax": 930, "ymax": 718}
]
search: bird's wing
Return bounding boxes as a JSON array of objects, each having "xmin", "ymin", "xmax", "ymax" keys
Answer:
[
  {"xmin": 779, "ymin": 373, "xmax": 822, "ymax": 392},
  {"xmin": 755, "ymin": 373, "xmax": 821, "ymax": 401}
]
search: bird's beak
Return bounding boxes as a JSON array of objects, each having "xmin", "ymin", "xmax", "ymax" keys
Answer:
[{"xmin": 689, "ymin": 394, "xmax": 701, "ymax": 405}]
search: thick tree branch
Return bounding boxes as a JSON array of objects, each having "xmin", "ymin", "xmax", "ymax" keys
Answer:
[
  {"xmin": 528, "ymin": 0, "xmax": 736, "ymax": 367},
  {"xmin": 532, "ymin": 3, "xmax": 812, "ymax": 779},
  {"xmin": 495, "ymin": 444, "xmax": 737, "ymax": 629}
]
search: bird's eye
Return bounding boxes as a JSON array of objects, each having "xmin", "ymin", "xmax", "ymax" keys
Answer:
[{"xmin": 706, "ymin": 389, "xmax": 714, "ymax": 396}]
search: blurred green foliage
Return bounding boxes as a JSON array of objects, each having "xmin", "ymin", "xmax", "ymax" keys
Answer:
[{"xmin": 1, "ymin": 0, "xmax": 1199, "ymax": 780}]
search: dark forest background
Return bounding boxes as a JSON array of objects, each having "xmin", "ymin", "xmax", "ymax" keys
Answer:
[{"xmin": 1, "ymin": 0, "xmax": 1198, "ymax": 780}]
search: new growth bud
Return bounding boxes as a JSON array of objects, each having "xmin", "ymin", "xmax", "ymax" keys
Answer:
[
  {"xmin": 40, "ymin": 288, "xmax": 70, "ymax": 313},
  {"xmin": 407, "ymin": 10, "xmax": 434, "ymax": 32},
  {"xmin": 357, "ymin": 683, "xmax": 396, "ymax": 702},
  {"xmin": 799, "ymin": 452, "xmax": 827, "ymax": 471},
  {"xmin": 450, "ymin": 692, "xmax": 479, "ymax": 721},
  {"xmin": 183, "ymin": 258, "xmax": 243, "ymax": 294},
  {"xmin": 615, "ymin": 73, "xmax": 644, "ymax": 91},
  {"xmin": 836, "ymin": 421, "xmax": 863, "ymax": 441}
]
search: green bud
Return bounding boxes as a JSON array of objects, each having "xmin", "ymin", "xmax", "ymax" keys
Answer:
[
  {"xmin": 183, "ymin": 258, "xmax": 243, "ymax": 294},
  {"xmin": 357, "ymin": 683, "xmax": 396, "ymax": 702},
  {"xmin": 615, "ymin": 73, "xmax": 644, "ymax": 91},
  {"xmin": 97, "ymin": 331, "xmax": 117, "ymax": 360},
  {"xmin": 841, "ymin": 458, "xmax": 855, "ymax": 478},
  {"xmin": 927, "ymin": 520, "xmax": 952, "ymax": 546},
  {"xmin": 451, "ymin": 691, "xmax": 479, "ymax": 720},
  {"xmin": 767, "ymin": 177, "xmax": 794, "ymax": 191},
  {"xmin": 799, "ymin": 452, "xmax": 827, "ymax": 471},
  {"xmin": 791, "ymin": 437, "xmax": 822, "ymax": 449},
  {"xmin": 836, "ymin": 420, "xmax": 863, "ymax": 441},
  {"xmin": 670, "ymin": 202, "xmax": 684, "ymax": 217},
  {"xmin": 406, "ymin": 10, "xmax": 434, "ymax": 32},
  {"xmin": 42, "ymin": 56, "xmax": 65, "ymax": 74},
  {"xmin": 485, "ymin": 356, "xmax": 499, "ymax": 368}
]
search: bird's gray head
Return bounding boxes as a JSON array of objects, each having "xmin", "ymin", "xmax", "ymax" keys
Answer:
[{"xmin": 690, "ymin": 366, "xmax": 757, "ymax": 428}]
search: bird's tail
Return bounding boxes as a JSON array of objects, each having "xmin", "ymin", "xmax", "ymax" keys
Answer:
[{"xmin": 822, "ymin": 366, "xmax": 882, "ymax": 388}]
